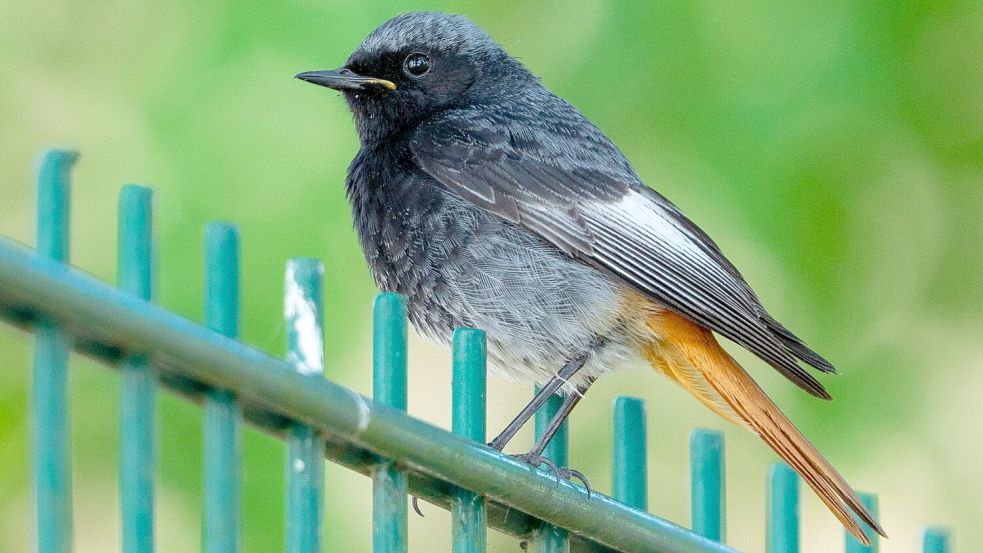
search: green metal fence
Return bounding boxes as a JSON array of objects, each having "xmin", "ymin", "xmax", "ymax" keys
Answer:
[{"xmin": 0, "ymin": 149, "xmax": 954, "ymax": 552}]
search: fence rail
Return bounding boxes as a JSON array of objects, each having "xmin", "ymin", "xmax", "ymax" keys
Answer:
[{"xmin": 1, "ymin": 149, "xmax": 954, "ymax": 552}]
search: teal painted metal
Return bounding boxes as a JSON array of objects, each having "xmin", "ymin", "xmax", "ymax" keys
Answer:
[
  {"xmin": 923, "ymin": 527, "xmax": 950, "ymax": 553},
  {"xmin": 372, "ymin": 293, "xmax": 409, "ymax": 553},
  {"xmin": 32, "ymin": 149, "xmax": 76, "ymax": 553},
  {"xmin": 612, "ymin": 397, "xmax": 647, "ymax": 511},
  {"xmin": 285, "ymin": 258, "xmax": 326, "ymax": 553},
  {"xmin": 536, "ymin": 392, "xmax": 569, "ymax": 469},
  {"xmin": 845, "ymin": 493, "xmax": 879, "ymax": 553},
  {"xmin": 36, "ymin": 149, "xmax": 75, "ymax": 262},
  {"xmin": 0, "ymin": 239, "xmax": 737, "ymax": 553},
  {"xmin": 532, "ymin": 523, "xmax": 568, "ymax": 553},
  {"xmin": 33, "ymin": 322, "xmax": 72, "ymax": 553},
  {"xmin": 205, "ymin": 223, "xmax": 240, "ymax": 337},
  {"xmin": 691, "ymin": 429, "xmax": 725, "ymax": 542},
  {"xmin": 530, "ymin": 390, "xmax": 570, "ymax": 553},
  {"xmin": 766, "ymin": 463, "xmax": 799, "ymax": 553},
  {"xmin": 118, "ymin": 186, "xmax": 154, "ymax": 299},
  {"xmin": 203, "ymin": 223, "xmax": 242, "ymax": 553},
  {"xmin": 451, "ymin": 328, "xmax": 488, "ymax": 552},
  {"xmin": 117, "ymin": 185, "xmax": 156, "ymax": 553}
]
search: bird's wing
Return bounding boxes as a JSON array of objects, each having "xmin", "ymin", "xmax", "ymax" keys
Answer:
[{"xmin": 410, "ymin": 109, "xmax": 834, "ymax": 399}]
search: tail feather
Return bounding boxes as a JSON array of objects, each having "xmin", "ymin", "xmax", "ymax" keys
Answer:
[
  {"xmin": 647, "ymin": 311, "xmax": 886, "ymax": 545},
  {"xmin": 762, "ymin": 314, "xmax": 837, "ymax": 374}
]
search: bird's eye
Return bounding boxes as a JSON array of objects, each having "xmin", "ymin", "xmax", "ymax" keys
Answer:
[{"xmin": 403, "ymin": 53, "xmax": 431, "ymax": 77}]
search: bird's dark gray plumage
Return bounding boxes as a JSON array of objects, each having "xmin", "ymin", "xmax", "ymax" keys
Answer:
[
  {"xmin": 321, "ymin": 11, "xmax": 835, "ymax": 398},
  {"xmin": 297, "ymin": 11, "xmax": 885, "ymax": 542}
]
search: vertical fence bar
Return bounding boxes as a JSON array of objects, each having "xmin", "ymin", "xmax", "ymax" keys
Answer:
[
  {"xmin": 923, "ymin": 527, "xmax": 950, "ymax": 553},
  {"xmin": 612, "ymin": 397, "xmax": 647, "ymax": 511},
  {"xmin": 204, "ymin": 223, "xmax": 242, "ymax": 553},
  {"xmin": 118, "ymin": 185, "xmax": 156, "ymax": 553},
  {"xmin": 529, "ymin": 389, "xmax": 569, "ymax": 553},
  {"xmin": 766, "ymin": 462, "xmax": 799, "ymax": 553},
  {"xmin": 845, "ymin": 493, "xmax": 878, "ymax": 553},
  {"xmin": 33, "ymin": 149, "xmax": 77, "ymax": 553},
  {"xmin": 451, "ymin": 328, "xmax": 487, "ymax": 552},
  {"xmin": 372, "ymin": 293, "xmax": 408, "ymax": 553},
  {"xmin": 285, "ymin": 259, "xmax": 326, "ymax": 553},
  {"xmin": 691, "ymin": 429, "xmax": 725, "ymax": 542}
]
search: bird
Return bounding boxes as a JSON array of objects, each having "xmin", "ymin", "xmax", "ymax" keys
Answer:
[{"xmin": 297, "ymin": 11, "xmax": 886, "ymax": 544}]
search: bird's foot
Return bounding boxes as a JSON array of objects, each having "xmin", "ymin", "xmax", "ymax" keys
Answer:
[
  {"xmin": 511, "ymin": 452, "xmax": 591, "ymax": 498},
  {"xmin": 411, "ymin": 496, "xmax": 425, "ymax": 517}
]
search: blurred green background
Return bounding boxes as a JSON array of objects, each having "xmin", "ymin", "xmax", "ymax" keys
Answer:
[{"xmin": 1, "ymin": 1, "xmax": 981, "ymax": 551}]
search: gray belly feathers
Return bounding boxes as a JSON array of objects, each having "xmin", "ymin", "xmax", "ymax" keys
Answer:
[
  {"xmin": 348, "ymin": 156, "xmax": 639, "ymax": 388},
  {"xmin": 422, "ymin": 192, "xmax": 635, "ymax": 387}
]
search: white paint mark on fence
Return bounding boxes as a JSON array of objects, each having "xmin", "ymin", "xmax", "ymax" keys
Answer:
[
  {"xmin": 284, "ymin": 261, "xmax": 324, "ymax": 376},
  {"xmin": 345, "ymin": 386, "xmax": 372, "ymax": 433}
]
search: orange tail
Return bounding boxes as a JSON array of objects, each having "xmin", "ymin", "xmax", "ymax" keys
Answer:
[{"xmin": 645, "ymin": 310, "xmax": 886, "ymax": 544}]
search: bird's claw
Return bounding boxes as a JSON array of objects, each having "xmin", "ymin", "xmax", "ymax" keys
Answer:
[
  {"xmin": 564, "ymin": 468, "xmax": 591, "ymax": 497},
  {"xmin": 411, "ymin": 495, "xmax": 425, "ymax": 517},
  {"xmin": 511, "ymin": 453, "xmax": 592, "ymax": 498}
]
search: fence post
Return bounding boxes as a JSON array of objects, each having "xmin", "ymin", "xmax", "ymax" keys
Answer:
[
  {"xmin": 612, "ymin": 397, "xmax": 648, "ymax": 511},
  {"xmin": 691, "ymin": 429, "xmax": 725, "ymax": 542},
  {"xmin": 118, "ymin": 185, "xmax": 156, "ymax": 553},
  {"xmin": 372, "ymin": 293, "xmax": 408, "ymax": 553},
  {"xmin": 204, "ymin": 223, "xmax": 242, "ymax": 553},
  {"xmin": 529, "ymin": 389, "xmax": 570, "ymax": 553},
  {"xmin": 33, "ymin": 149, "xmax": 77, "ymax": 553},
  {"xmin": 451, "ymin": 328, "xmax": 487, "ymax": 552},
  {"xmin": 285, "ymin": 259, "xmax": 326, "ymax": 553},
  {"xmin": 845, "ymin": 492, "xmax": 879, "ymax": 553},
  {"xmin": 767, "ymin": 463, "xmax": 799, "ymax": 553},
  {"xmin": 923, "ymin": 527, "xmax": 950, "ymax": 553}
]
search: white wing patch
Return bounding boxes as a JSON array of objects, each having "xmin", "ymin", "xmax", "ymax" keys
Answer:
[
  {"xmin": 587, "ymin": 190, "xmax": 756, "ymax": 315},
  {"xmin": 600, "ymin": 191, "xmax": 698, "ymax": 256}
]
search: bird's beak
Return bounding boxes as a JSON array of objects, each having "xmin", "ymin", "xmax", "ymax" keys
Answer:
[{"xmin": 295, "ymin": 68, "xmax": 396, "ymax": 91}]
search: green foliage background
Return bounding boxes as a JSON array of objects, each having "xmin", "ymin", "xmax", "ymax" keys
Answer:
[{"xmin": 1, "ymin": 1, "xmax": 980, "ymax": 551}]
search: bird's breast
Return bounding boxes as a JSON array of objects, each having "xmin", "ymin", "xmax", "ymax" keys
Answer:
[{"xmin": 345, "ymin": 145, "xmax": 642, "ymax": 386}]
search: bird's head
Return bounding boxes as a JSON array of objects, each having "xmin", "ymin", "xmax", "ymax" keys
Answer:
[{"xmin": 297, "ymin": 12, "xmax": 534, "ymax": 144}]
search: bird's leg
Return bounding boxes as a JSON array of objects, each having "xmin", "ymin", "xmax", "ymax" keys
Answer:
[
  {"xmin": 414, "ymin": 355, "xmax": 588, "ymax": 518},
  {"xmin": 513, "ymin": 377, "xmax": 595, "ymax": 495},
  {"xmin": 487, "ymin": 354, "xmax": 588, "ymax": 451},
  {"xmin": 416, "ymin": 356, "xmax": 589, "ymax": 517},
  {"xmin": 528, "ymin": 379, "xmax": 592, "ymax": 457}
]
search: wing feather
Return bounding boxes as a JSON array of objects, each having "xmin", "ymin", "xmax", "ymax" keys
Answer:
[{"xmin": 410, "ymin": 108, "xmax": 834, "ymax": 397}]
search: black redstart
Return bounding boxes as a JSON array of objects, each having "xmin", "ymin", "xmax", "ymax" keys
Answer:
[{"xmin": 297, "ymin": 11, "xmax": 885, "ymax": 543}]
